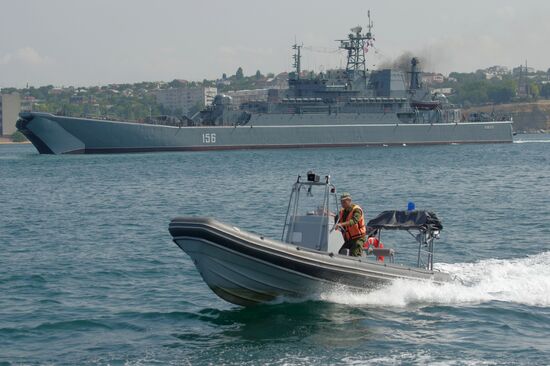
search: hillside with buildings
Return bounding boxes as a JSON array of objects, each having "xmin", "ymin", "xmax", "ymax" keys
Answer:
[
  {"xmin": 0, "ymin": 68, "xmax": 290, "ymax": 140},
  {"xmin": 463, "ymin": 100, "xmax": 550, "ymax": 133},
  {"xmin": 1, "ymin": 64, "xmax": 550, "ymax": 141},
  {"xmin": 424, "ymin": 65, "xmax": 550, "ymax": 132}
]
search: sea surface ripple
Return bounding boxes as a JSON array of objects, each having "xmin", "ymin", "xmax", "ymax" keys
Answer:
[{"xmin": 0, "ymin": 135, "xmax": 549, "ymax": 365}]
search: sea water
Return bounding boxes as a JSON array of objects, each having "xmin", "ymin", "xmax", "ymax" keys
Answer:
[{"xmin": 0, "ymin": 135, "xmax": 549, "ymax": 365}]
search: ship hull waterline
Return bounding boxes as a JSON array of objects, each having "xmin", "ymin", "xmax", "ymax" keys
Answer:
[
  {"xmin": 18, "ymin": 112, "xmax": 513, "ymax": 155},
  {"xmin": 169, "ymin": 217, "xmax": 450, "ymax": 306}
]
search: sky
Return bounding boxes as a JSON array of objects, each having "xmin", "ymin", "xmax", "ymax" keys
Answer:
[{"xmin": 1, "ymin": 0, "xmax": 549, "ymax": 88}]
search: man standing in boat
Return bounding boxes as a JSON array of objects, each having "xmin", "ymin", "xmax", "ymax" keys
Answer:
[{"xmin": 335, "ymin": 192, "xmax": 367, "ymax": 256}]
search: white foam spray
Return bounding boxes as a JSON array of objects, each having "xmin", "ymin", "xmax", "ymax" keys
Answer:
[
  {"xmin": 320, "ymin": 251, "xmax": 550, "ymax": 308},
  {"xmin": 513, "ymin": 139, "xmax": 550, "ymax": 144}
]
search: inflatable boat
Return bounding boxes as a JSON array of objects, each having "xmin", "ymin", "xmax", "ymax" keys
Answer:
[{"xmin": 169, "ymin": 172, "xmax": 449, "ymax": 306}]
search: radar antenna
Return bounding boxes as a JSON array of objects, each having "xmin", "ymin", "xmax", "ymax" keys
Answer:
[
  {"xmin": 337, "ymin": 10, "xmax": 375, "ymax": 80},
  {"xmin": 366, "ymin": 10, "xmax": 374, "ymax": 37}
]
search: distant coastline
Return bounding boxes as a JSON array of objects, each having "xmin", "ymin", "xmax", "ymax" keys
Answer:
[
  {"xmin": 0, "ymin": 136, "xmax": 30, "ymax": 144},
  {"xmin": 463, "ymin": 100, "xmax": 550, "ymax": 133}
]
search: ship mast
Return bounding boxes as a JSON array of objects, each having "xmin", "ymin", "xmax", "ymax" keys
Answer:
[
  {"xmin": 337, "ymin": 10, "xmax": 374, "ymax": 80},
  {"xmin": 292, "ymin": 43, "xmax": 302, "ymax": 80}
]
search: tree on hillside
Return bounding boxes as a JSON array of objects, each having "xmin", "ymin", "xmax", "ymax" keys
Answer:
[
  {"xmin": 255, "ymin": 70, "xmax": 262, "ymax": 80},
  {"xmin": 168, "ymin": 79, "xmax": 186, "ymax": 88},
  {"xmin": 11, "ymin": 131, "xmax": 27, "ymax": 142},
  {"xmin": 0, "ymin": 87, "xmax": 17, "ymax": 94},
  {"xmin": 452, "ymin": 80, "xmax": 489, "ymax": 106},
  {"xmin": 448, "ymin": 71, "xmax": 485, "ymax": 84},
  {"xmin": 487, "ymin": 80, "xmax": 516, "ymax": 104},
  {"xmin": 451, "ymin": 78, "xmax": 519, "ymax": 106},
  {"xmin": 529, "ymin": 82, "xmax": 540, "ymax": 98},
  {"xmin": 236, "ymin": 67, "xmax": 244, "ymax": 80},
  {"xmin": 540, "ymin": 83, "xmax": 550, "ymax": 98}
]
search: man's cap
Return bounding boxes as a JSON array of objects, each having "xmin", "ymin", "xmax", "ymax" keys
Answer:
[{"xmin": 340, "ymin": 192, "xmax": 352, "ymax": 201}]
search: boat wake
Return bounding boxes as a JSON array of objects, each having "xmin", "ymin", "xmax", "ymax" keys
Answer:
[
  {"xmin": 319, "ymin": 251, "xmax": 550, "ymax": 308},
  {"xmin": 513, "ymin": 139, "xmax": 550, "ymax": 144}
]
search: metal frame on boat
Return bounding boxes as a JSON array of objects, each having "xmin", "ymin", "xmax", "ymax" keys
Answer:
[{"xmin": 366, "ymin": 210, "xmax": 443, "ymax": 271}]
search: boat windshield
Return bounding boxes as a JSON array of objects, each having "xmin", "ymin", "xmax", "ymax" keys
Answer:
[{"xmin": 281, "ymin": 173, "xmax": 340, "ymax": 251}]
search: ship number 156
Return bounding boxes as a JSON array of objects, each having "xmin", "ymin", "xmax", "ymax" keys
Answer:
[{"xmin": 202, "ymin": 133, "xmax": 216, "ymax": 144}]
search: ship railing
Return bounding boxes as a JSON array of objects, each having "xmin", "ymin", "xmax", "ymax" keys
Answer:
[{"xmin": 348, "ymin": 97, "xmax": 407, "ymax": 104}]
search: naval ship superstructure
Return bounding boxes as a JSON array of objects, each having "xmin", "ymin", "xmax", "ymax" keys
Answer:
[{"xmin": 17, "ymin": 16, "xmax": 513, "ymax": 154}]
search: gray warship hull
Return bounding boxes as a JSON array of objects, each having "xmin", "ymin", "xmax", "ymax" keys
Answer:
[{"xmin": 17, "ymin": 112, "xmax": 513, "ymax": 154}]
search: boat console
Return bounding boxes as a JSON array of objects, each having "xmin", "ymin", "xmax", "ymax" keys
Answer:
[{"xmin": 281, "ymin": 172, "xmax": 344, "ymax": 253}]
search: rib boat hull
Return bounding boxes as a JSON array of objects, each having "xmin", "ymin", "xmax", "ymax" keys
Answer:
[{"xmin": 169, "ymin": 217, "xmax": 450, "ymax": 306}]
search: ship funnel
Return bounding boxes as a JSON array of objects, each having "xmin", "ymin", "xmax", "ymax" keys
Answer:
[{"xmin": 409, "ymin": 57, "xmax": 422, "ymax": 90}]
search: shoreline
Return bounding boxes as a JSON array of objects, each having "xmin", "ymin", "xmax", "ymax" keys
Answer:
[{"xmin": 0, "ymin": 137, "xmax": 30, "ymax": 145}]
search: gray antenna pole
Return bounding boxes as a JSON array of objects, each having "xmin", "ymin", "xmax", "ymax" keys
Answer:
[{"xmin": 292, "ymin": 43, "xmax": 302, "ymax": 80}]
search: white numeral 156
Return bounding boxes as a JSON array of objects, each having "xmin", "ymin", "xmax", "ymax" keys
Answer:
[{"xmin": 202, "ymin": 133, "xmax": 216, "ymax": 143}]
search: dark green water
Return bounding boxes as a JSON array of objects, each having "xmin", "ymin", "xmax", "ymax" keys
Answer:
[{"xmin": 1, "ymin": 136, "xmax": 549, "ymax": 365}]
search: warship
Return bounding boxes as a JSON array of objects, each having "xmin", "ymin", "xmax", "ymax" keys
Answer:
[{"xmin": 17, "ymin": 15, "xmax": 513, "ymax": 154}]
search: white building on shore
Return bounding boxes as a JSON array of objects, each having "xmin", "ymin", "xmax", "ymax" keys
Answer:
[
  {"xmin": 0, "ymin": 93, "xmax": 21, "ymax": 136},
  {"xmin": 154, "ymin": 86, "xmax": 217, "ymax": 115},
  {"xmin": 225, "ymin": 89, "xmax": 269, "ymax": 106}
]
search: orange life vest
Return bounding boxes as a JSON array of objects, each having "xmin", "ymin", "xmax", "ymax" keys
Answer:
[{"xmin": 338, "ymin": 204, "xmax": 366, "ymax": 241}]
